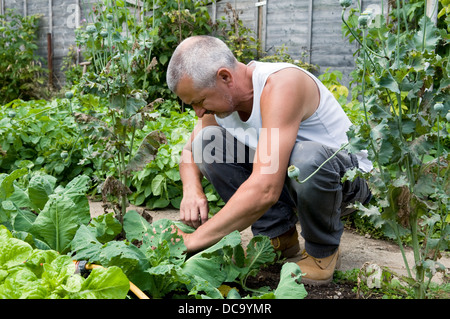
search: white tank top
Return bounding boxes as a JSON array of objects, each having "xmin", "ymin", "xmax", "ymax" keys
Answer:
[{"xmin": 215, "ymin": 61, "xmax": 372, "ymax": 172}]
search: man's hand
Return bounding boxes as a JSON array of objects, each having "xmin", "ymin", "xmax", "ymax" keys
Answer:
[
  {"xmin": 175, "ymin": 226, "xmax": 199, "ymax": 253},
  {"xmin": 179, "ymin": 188, "xmax": 209, "ymax": 229}
]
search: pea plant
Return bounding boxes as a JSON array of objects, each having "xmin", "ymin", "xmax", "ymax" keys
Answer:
[{"xmin": 340, "ymin": 0, "xmax": 449, "ymax": 298}]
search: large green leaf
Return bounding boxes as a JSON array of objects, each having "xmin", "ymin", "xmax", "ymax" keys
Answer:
[
  {"xmin": 151, "ymin": 174, "xmax": 165, "ymax": 196},
  {"xmin": 6, "ymin": 185, "xmax": 32, "ymax": 211},
  {"xmin": 0, "ymin": 168, "xmax": 27, "ymax": 200},
  {"xmin": 274, "ymin": 263, "xmax": 308, "ymax": 299},
  {"xmin": 140, "ymin": 219, "xmax": 186, "ymax": 266},
  {"xmin": 182, "ymin": 231, "xmax": 241, "ymax": 288},
  {"xmin": 144, "ymin": 263, "xmax": 190, "ymax": 298},
  {"xmin": 89, "ymin": 212, "xmax": 122, "ymax": 243},
  {"xmin": 123, "ymin": 209, "xmax": 152, "ymax": 242},
  {"xmin": 414, "ymin": 16, "xmax": 441, "ymax": 52},
  {"xmin": 378, "ymin": 72, "xmax": 400, "ymax": 94},
  {"xmin": 0, "ymin": 225, "xmax": 33, "ymax": 269},
  {"xmin": 110, "ymin": 95, "xmax": 147, "ymax": 118},
  {"xmin": 125, "ymin": 97, "xmax": 147, "ymax": 117},
  {"xmin": 30, "ymin": 194, "xmax": 90, "ymax": 253},
  {"xmin": 54, "ymin": 175, "xmax": 91, "ymax": 219},
  {"xmin": 8, "ymin": 203, "xmax": 36, "ymax": 232},
  {"xmin": 71, "ymin": 225, "xmax": 150, "ymax": 292},
  {"xmin": 242, "ymin": 235, "xmax": 277, "ymax": 278},
  {"xmin": 27, "ymin": 174, "xmax": 56, "ymax": 211},
  {"xmin": 70, "ymin": 225, "xmax": 103, "ymax": 261},
  {"xmin": 76, "ymin": 266, "xmax": 130, "ymax": 299}
]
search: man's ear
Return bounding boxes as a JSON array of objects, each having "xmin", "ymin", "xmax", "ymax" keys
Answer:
[{"xmin": 216, "ymin": 68, "xmax": 233, "ymax": 86}]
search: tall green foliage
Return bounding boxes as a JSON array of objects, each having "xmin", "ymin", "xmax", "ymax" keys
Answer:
[
  {"xmin": 72, "ymin": 0, "xmax": 218, "ymax": 224},
  {"xmin": 0, "ymin": 10, "xmax": 47, "ymax": 104},
  {"xmin": 146, "ymin": 0, "xmax": 217, "ymax": 99},
  {"xmin": 340, "ymin": 0, "xmax": 449, "ymax": 298},
  {"xmin": 76, "ymin": 0, "xmax": 216, "ymax": 102}
]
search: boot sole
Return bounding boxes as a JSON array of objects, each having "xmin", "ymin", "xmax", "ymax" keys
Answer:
[{"xmin": 301, "ymin": 276, "xmax": 334, "ymax": 286}]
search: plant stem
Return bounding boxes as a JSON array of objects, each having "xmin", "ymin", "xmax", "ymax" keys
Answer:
[
  {"xmin": 361, "ymin": 30, "xmax": 369, "ymax": 124},
  {"xmin": 401, "ymin": 0, "xmax": 409, "ymax": 34},
  {"xmin": 341, "ymin": 9, "xmax": 387, "ymax": 61},
  {"xmin": 411, "ymin": 214, "xmax": 425, "ymax": 299},
  {"xmin": 292, "ymin": 142, "xmax": 349, "ymax": 184},
  {"xmin": 390, "ymin": 220, "xmax": 413, "ymax": 278}
]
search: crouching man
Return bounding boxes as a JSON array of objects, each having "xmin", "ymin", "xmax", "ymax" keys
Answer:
[{"xmin": 166, "ymin": 35, "xmax": 372, "ymax": 286}]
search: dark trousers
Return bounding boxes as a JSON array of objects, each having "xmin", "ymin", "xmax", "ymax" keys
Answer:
[{"xmin": 191, "ymin": 126, "xmax": 371, "ymax": 258}]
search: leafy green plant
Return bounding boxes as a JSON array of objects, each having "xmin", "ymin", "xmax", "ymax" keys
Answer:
[
  {"xmin": 129, "ymin": 104, "xmax": 223, "ymax": 212},
  {"xmin": 70, "ymin": 211, "xmax": 307, "ymax": 299},
  {"xmin": 147, "ymin": 0, "xmax": 218, "ymax": 100},
  {"xmin": 218, "ymin": 2, "xmax": 260, "ymax": 63},
  {"xmin": 1, "ymin": 168, "xmax": 306, "ymax": 299},
  {"xmin": 340, "ymin": 0, "xmax": 449, "ymax": 298},
  {"xmin": 129, "ymin": 106, "xmax": 194, "ymax": 210},
  {"xmin": 72, "ymin": 0, "xmax": 227, "ymax": 221},
  {"xmin": 0, "ymin": 9, "xmax": 48, "ymax": 104},
  {"xmin": 72, "ymin": 0, "xmax": 216, "ymax": 102},
  {"xmin": 74, "ymin": 0, "xmax": 170, "ymax": 226},
  {"xmin": 0, "ymin": 169, "xmax": 91, "ymax": 253},
  {"xmin": 0, "ymin": 98, "xmax": 96, "ymax": 181},
  {"xmin": 318, "ymin": 68, "xmax": 365, "ymax": 125},
  {"xmin": 61, "ymin": 45, "xmax": 84, "ymax": 88},
  {"xmin": 0, "ymin": 225, "xmax": 130, "ymax": 299}
]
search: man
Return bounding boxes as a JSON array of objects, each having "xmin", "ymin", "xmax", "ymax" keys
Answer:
[{"xmin": 166, "ymin": 35, "xmax": 372, "ymax": 286}]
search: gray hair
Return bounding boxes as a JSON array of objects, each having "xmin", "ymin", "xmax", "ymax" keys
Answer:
[{"xmin": 166, "ymin": 35, "xmax": 238, "ymax": 93}]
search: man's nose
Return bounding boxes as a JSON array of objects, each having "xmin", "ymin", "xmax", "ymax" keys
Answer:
[{"xmin": 194, "ymin": 106, "xmax": 206, "ymax": 118}]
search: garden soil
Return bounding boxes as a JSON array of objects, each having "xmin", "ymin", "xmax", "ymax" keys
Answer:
[{"xmin": 89, "ymin": 201, "xmax": 450, "ymax": 299}]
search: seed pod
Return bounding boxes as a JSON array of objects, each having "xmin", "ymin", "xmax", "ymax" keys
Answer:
[
  {"xmin": 65, "ymin": 91, "xmax": 74, "ymax": 99},
  {"xmin": 339, "ymin": 0, "xmax": 352, "ymax": 8},
  {"xmin": 86, "ymin": 25, "xmax": 97, "ymax": 34},
  {"xmin": 434, "ymin": 102, "xmax": 444, "ymax": 112},
  {"xmin": 287, "ymin": 165, "xmax": 300, "ymax": 179},
  {"xmin": 358, "ymin": 14, "xmax": 370, "ymax": 28}
]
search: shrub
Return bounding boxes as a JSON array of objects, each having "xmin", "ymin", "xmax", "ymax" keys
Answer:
[{"xmin": 0, "ymin": 9, "xmax": 47, "ymax": 104}]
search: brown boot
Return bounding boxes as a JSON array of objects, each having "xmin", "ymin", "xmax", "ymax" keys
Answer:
[
  {"xmin": 296, "ymin": 249, "xmax": 340, "ymax": 286},
  {"xmin": 270, "ymin": 227, "xmax": 300, "ymax": 258}
]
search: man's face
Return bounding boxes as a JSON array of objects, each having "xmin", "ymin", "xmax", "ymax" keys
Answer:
[{"xmin": 175, "ymin": 76, "xmax": 235, "ymax": 119}]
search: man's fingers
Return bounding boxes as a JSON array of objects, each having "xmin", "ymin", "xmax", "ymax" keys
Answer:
[
  {"xmin": 179, "ymin": 196, "xmax": 209, "ymax": 228},
  {"xmin": 199, "ymin": 204, "xmax": 209, "ymax": 225},
  {"xmin": 179, "ymin": 209, "xmax": 185, "ymax": 223},
  {"xmin": 190, "ymin": 208, "xmax": 202, "ymax": 228}
]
